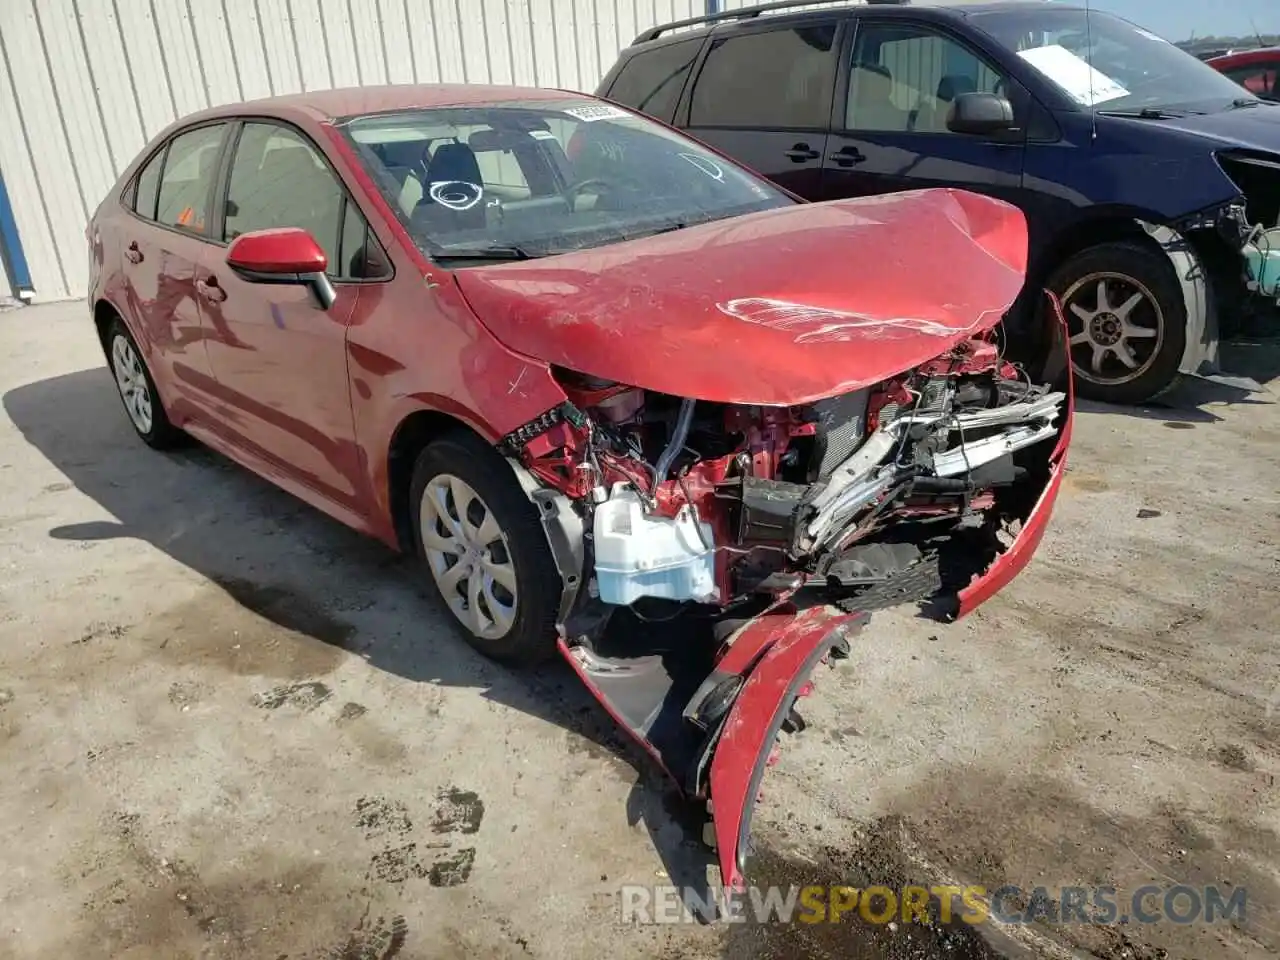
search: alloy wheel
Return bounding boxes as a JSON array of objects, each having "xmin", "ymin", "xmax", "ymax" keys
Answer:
[
  {"xmin": 419, "ymin": 473, "xmax": 518, "ymax": 640},
  {"xmin": 111, "ymin": 334, "xmax": 154, "ymax": 434},
  {"xmin": 1063, "ymin": 273, "xmax": 1165, "ymax": 386}
]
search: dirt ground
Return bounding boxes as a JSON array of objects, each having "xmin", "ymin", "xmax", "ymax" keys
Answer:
[{"xmin": 0, "ymin": 301, "xmax": 1277, "ymax": 960}]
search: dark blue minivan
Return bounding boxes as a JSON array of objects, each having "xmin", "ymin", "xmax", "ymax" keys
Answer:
[{"xmin": 598, "ymin": 0, "xmax": 1280, "ymax": 404}]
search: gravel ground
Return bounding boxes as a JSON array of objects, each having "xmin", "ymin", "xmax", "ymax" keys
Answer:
[{"xmin": 0, "ymin": 301, "xmax": 1277, "ymax": 960}]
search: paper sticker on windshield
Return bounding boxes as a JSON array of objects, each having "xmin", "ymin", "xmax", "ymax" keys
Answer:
[
  {"xmin": 529, "ymin": 129, "xmax": 558, "ymax": 140},
  {"xmin": 564, "ymin": 104, "xmax": 630, "ymax": 123},
  {"xmin": 1017, "ymin": 44, "xmax": 1129, "ymax": 106}
]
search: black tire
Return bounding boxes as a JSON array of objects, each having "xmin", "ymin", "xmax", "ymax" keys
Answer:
[
  {"xmin": 408, "ymin": 430, "xmax": 561, "ymax": 666},
  {"xmin": 1046, "ymin": 241, "xmax": 1187, "ymax": 405},
  {"xmin": 105, "ymin": 316, "xmax": 184, "ymax": 449}
]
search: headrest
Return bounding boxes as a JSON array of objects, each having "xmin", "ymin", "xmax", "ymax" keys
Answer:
[{"xmin": 427, "ymin": 142, "xmax": 482, "ymax": 186}]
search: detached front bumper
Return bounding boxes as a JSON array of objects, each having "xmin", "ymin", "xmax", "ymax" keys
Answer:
[{"xmin": 559, "ymin": 603, "xmax": 863, "ymax": 893}]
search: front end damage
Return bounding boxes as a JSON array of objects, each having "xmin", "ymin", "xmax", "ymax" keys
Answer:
[
  {"xmin": 499, "ymin": 298, "xmax": 1074, "ymax": 890},
  {"xmin": 1169, "ymin": 151, "xmax": 1280, "ymax": 389}
]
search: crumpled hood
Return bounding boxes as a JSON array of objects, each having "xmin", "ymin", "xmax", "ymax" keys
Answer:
[{"xmin": 453, "ymin": 188, "xmax": 1028, "ymax": 405}]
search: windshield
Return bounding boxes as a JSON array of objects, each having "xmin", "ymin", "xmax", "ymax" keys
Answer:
[
  {"xmin": 969, "ymin": 8, "xmax": 1260, "ymax": 114},
  {"xmin": 339, "ymin": 100, "xmax": 793, "ymax": 262}
]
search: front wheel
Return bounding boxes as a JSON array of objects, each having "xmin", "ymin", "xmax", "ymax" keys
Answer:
[
  {"xmin": 408, "ymin": 431, "xmax": 561, "ymax": 666},
  {"xmin": 1047, "ymin": 241, "xmax": 1187, "ymax": 405}
]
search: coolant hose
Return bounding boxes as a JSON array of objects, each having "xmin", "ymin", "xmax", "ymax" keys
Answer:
[{"xmin": 654, "ymin": 398, "xmax": 696, "ymax": 482}]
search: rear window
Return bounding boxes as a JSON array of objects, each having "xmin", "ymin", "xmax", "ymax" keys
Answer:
[
  {"xmin": 689, "ymin": 25, "xmax": 838, "ymax": 129},
  {"xmin": 607, "ymin": 37, "xmax": 703, "ymax": 122}
]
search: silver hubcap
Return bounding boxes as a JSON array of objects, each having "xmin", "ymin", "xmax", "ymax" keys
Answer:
[
  {"xmin": 419, "ymin": 474, "xmax": 518, "ymax": 640},
  {"xmin": 111, "ymin": 334, "xmax": 154, "ymax": 433},
  {"xmin": 1064, "ymin": 273, "xmax": 1163, "ymax": 386}
]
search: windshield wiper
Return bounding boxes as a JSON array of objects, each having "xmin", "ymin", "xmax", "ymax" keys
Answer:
[
  {"xmin": 432, "ymin": 244, "xmax": 533, "ymax": 261},
  {"xmin": 1228, "ymin": 97, "xmax": 1266, "ymax": 110},
  {"xmin": 1097, "ymin": 107, "xmax": 1188, "ymax": 119}
]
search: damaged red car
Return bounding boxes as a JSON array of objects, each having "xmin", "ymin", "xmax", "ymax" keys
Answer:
[{"xmin": 88, "ymin": 85, "xmax": 1072, "ymax": 891}]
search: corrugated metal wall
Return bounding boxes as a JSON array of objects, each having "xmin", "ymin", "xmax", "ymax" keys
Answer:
[{"xmin": 0, "ymin": 0, "xmax": 700, "ymax": 304}]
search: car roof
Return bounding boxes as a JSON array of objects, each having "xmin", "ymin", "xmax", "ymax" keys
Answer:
[
  {"xmin": 630, "ymin": 0, "xmax": 1086, "ymax": 47},
  {"xmin": 172, "ymin": 84, "xmax": 592, "ymax": 126},
  {"xmin": 1208, "ymin": 47, "xmax": 1280, "ymax": 67}
]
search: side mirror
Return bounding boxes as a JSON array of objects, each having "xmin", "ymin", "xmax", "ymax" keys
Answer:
[
  {"xmin": 226, "ymin": 228, "xmax": 336, "ymax": 310},
  {"xmin": 947, "ymin": 92, "xmax": 1016, "ymax": 136}
]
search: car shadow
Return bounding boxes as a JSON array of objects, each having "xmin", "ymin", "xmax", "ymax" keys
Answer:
[
  {"xmin": 1074, "ymin": 339, "xmax": 1279, "ymax": 425},
  {"xmin": 2, "ymin": 366, "xmax": 714, "ymax": 895}
]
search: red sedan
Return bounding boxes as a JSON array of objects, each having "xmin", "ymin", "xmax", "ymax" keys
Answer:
[
  {"xmin": 88, "ymin": 84, "xmax": 1072, "ymax": 889},
  {"xmin": 1209, "ymin": 47, "xmax": 1280, "ymax": 101}
]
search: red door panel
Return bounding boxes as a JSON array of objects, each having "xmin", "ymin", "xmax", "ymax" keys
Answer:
[{"xmin": 198, "ymin": 264, "xmax": 364, "ymax": 512}]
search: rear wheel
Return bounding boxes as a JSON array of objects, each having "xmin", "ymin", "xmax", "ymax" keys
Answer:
[
  {"xmin": 408, "ymin": 431, "xmax": 561, "ymax": 666},
  {"xmin": 105, "ymin": 317, "xmax": 183, "ymax": 449},
  {"xmin": 1047, "ymin": 241, "xmax": 1186, "ymax": 405}
]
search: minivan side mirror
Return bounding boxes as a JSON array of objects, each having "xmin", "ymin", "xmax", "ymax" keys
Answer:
[
  {"xmin": 226, "ymin": 228, "xmax": 336, "ymax": 310},
  {"xmin": 947, "ymin": 92, "xmax": 1016, "ymax": 136}
]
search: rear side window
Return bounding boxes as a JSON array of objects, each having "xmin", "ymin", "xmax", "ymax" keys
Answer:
[
  {"xmin": 156, "ymin": 124, "xmax": 227, "ymax": 235},
  {"xmin": 132, "ymin": 148, "xmax": 165, "ymax": 220},
  {"xmin": 607, "ymin": 38, "xmax": 703, "ymax": 122},
  {"xmin": 689, "ymin": 25, "xmax": 838, "ymax": 129}
]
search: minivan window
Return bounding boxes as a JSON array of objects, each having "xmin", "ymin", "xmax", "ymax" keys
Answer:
[
  {"xmin": 970, "ymin": 8, "xmax": 1258, "ymax": 113},
  {"xmin": 341, "ymin": 101, "xmax": 792, "ymax": 262},
  {"xmin": 607, "ymin": 38, "xmax": 703, "ymax": 123},
  {"xmin": 155, "ymin": 124, "xmax": 227, "ymax": 235},
  {"xmin": 847, "ymin": 24, "xmax": 1007, "ymax": 133},
  {"xmin": 224, "ymin": 122, "xmax": 344, "ymax": 274},
  {"xmin": 689, "ymin": 26, "xmax": 838, "ymax": 129}
]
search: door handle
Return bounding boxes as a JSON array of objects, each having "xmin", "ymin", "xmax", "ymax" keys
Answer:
[
  {"xmin": 125, "ymin": 241, "xmax": 143, "ymax": 264},
  {"xmin": 784, "ymin": 143, "xmax": 821, "ymax": 162},
  {"xmin": 196, "ymin": 277, "xmax": 226, "ymax": 303},
  {"xmin": 829, "ymin": 147, "xmax": 866, "ymax": 167}
]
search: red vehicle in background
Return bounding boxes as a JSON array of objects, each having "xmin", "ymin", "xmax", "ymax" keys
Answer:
[
  {"xmin": 87, "ymin": 84, "xmax": 1071, "ymax": 891},
  {"xmin": 1209, "ymin": 47, "xmax": 1280, "ymax": 101}
]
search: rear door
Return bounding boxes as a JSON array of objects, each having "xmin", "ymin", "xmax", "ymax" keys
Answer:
[
  {"xmin": 199, "ymin": 119, "xmax": 390, "ymax": 512},
  {"xmin": 120, "ymin": 122, "xmax": 230, "ymax": 411},
  {"xmin": 819, "ymin": 17, "xmax": 1028, "ymax": 205},
  {"xmin": 678, "ymin": 19, "xmax": 843, "ymax": 199}
]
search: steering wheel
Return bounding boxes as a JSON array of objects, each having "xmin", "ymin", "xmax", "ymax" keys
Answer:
[{"xmin": 563, "ymin": 178, "xmax": 614, "ymax": 211}]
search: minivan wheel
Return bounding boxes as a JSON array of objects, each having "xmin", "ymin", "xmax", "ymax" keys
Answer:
[
  {"xmin": 106, "ymin": 317, "xmax": 183, "ymax": 449},
  {"xmin": 408, "ymin": 431, "xmax": 560, "ymax": 666},
  {"xmin": 1048, "ymin": 241, "xmax": 1186, "ymax": 405}
]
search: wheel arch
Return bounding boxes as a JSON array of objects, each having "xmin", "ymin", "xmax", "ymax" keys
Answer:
[
  {"xmin": 1039, "ymin": 211, "xmax": 1165, "ymax": 271},
  {"xmin": 93, "ymin": 298, "xmax": 125, "ymax": 357},
  {"xmin": 386, "ymin": 408, "xmax": 488, "ymax": 553},
  {"xmin": 1043, "ymin": 211, "xmax": 1220, "ymax": 385}
]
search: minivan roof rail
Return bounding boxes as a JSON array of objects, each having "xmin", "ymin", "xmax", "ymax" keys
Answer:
[{"xmin": 632, "ymin": 0, "xmax": 908, "ymax": 45}]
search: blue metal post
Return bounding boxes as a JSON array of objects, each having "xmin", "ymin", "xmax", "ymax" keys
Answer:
[
  {"xmin": 706, "ymin": 0, "xmax": 722, "ymax": 14},
  {"xmin": 0, "ymin": 169, "xmax": 33, "ymax": 301}
]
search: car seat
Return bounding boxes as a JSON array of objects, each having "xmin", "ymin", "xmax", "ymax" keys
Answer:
[
  {"xmin": 415, "ymin": 141, "xmax": 487, "ymax": 233},
  {"xmin": 847, "ymin": 62, "xmax": 905, "ymax": 131}
]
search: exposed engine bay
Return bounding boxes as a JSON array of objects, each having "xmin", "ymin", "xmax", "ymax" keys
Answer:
[
  {"xmin": 500, "ymin": 327, "xmax": 1067, "ymax": 631},
  {"xmin": 494, "ymin": 316, "xmax": 1071, "ymax": 892}
]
